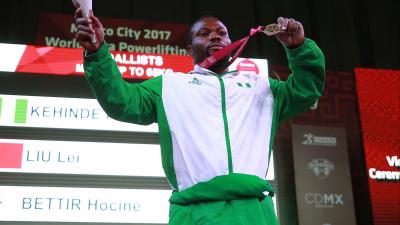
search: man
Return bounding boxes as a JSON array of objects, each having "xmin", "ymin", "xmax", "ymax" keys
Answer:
[{"xmin": 75, "ymin": 8, "xmax": 325, "ymax": 225}]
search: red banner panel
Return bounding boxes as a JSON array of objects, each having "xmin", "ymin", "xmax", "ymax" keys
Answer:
[
  {"xmin": 0, "ymin": 43, "xmax": 268, "ymax": 80},
  {"xmin": 355, "ymin": 68, "xmax": 400, "ymax": 225},
  {"xmin": 15, "ymin": 45, "xmax": 193, "ymax": 79}
]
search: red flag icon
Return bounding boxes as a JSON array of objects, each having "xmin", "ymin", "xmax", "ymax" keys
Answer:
[{"xmin": 0, "ymin": 143, "xmax": 23, "ymax": 168}]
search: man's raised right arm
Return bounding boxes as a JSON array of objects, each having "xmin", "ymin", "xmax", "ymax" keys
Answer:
[{"xmin": 75, "ymin": 8, "xmax": 159, "ymax": 125}]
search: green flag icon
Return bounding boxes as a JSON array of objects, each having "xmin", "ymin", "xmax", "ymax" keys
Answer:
[
  {"xmin": 0, "ymin": 97, "xmax": 2, "ymax": 119},
  {"xmin": 14, "ymin": 99, "xmax": 28, "ymax": 123}
]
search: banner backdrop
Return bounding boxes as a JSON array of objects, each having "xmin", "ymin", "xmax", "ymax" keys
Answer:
[
  {"xmin": 36, "ymin": 13, "xmax": 189, "ymax": 55},
  {"xmin": 355, "ymin": 68, "xmax": 400, "ymax": 225},
  {"xmin": 292, "ymin": 125, "xmax": 357, "ymax": 225}
]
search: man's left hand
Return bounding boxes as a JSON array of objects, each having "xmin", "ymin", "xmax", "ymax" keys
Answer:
[{"xmin": 275, "ymin": 17, "xmax": 305, "ymax": 48}]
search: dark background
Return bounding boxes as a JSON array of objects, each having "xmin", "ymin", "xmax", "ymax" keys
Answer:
[{"xmin": 0, "ymin": 0, "xmax": 398, "ymax": 225}]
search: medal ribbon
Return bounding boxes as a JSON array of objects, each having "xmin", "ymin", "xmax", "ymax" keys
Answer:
[{"xmin": 197, "ymin": 23, "xmax": 282, "ymax": 72}]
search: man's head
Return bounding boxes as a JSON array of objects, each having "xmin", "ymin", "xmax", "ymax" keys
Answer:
[{"xmin": 187, "ymin": 16, "xmax": 232, "ymax": 70}]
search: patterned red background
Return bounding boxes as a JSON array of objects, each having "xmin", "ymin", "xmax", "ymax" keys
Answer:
[
  {"xmin": 269, "ymin": 67, "xmax": 373, "ymax": 225},
  {"xmin": 355, "ymin": 68, "xmax": 400, "ymax": 225}
]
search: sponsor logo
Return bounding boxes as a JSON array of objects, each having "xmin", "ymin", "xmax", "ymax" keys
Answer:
[
  {"xmin": 305, "ymin": 192, "xmax": 344, "ymax": 208},
  {"xmin": 308, "ymin": 159, "xmax": 335, "ymax": 179},
  {"xmin": 236, "ymin": 59, "xmax": 259, "ymax": 74},
  {"xmin": 189, "ymin": 77, "xmax": 202, "ymax": 85},
  {"xmin": 302, "ymin": 133, "xmax": 337, "ymax": 146}
]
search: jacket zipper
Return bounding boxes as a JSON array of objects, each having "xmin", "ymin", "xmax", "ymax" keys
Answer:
[{"xmin": 217, "ymin": 76, "xmax": 233, "ymax": 174}]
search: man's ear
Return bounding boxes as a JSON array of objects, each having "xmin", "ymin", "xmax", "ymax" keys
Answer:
[{"xmin": 186, "ymin": 44, "xmax": 193, "ymax": 56}]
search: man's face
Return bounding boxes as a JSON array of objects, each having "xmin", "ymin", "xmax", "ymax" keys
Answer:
[{"xmin": 187, "ymin": 17, "xmax": 232, "ymax": 64}]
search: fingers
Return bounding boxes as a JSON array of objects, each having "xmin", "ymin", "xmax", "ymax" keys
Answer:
[
  {"xmin": 277, "ymin": 17, "xmax": 303, "ymax": 34},
  {"xmin": 75, "ymin": 12, "xmax": 95, "ymax": 43},
  {"xmin": 76, "ymin": 9, "xmax": 101, "ymax": 30},
  {"xmin": 74, "ymin": 8, "xmax": 92, "ymax": 29},
  {"xmin": 76, "ymin": 30, "xmax": 93, "ymax": 42},
  {"xmin": 76, "ymin": 22, "xmax": 94, "ymax": 41},
  {"xmin": 74, "ymin": 8, "xmax": 83, "ymax": 20},
  {"xmin": 275, "ymin": 17, "xmax": 305, "ymax": 48},
  {"xmin": 77, "ymin": 24, "xmax": 93, "ymax": 34},
  {"xmin": 73, "ymin": 6, "xmax": 101, "ymax": 51},
  {"xmin": 75, "ymin": 8, "xmax": 92, "ymax": 28},
  {"xmin": 76, "ymin": 17, "xmax": 90, "ymax": 27},
  {"xmin": 277, "ymin": 17, "xmax": 294, "ymax": 31},
  {"xmin": 75, "ymin": 8, "xmax": 93, "ymax": 34},
  {"xmin": 89, "ymin": 14, "xmax": 102, "ymax": 29},
  {"xmin": 287, "ymin": 20, "xmax": 302, "ymax": 35},
  {"xmin": 277, "ymin": 17, "xmax": 288, "ymax": 30}
]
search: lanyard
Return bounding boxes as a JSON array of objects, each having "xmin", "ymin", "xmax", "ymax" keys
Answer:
[{"xmin": 197, "ymin": 23, "xmax": 282, "ymax": 73}]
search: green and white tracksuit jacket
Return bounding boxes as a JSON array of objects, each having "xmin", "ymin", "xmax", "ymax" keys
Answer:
[{"xmin": 84, "ymin": 38, "xmax": 325, "ymax": 225}]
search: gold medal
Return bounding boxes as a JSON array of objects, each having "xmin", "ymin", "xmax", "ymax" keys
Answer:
[{"xmin": 262, "ymin": 23, "xmax": 283, "ymax": 36}]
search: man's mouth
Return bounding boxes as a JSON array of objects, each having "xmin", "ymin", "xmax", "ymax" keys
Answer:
[{"xmin": 207, "ymin": 43, "xmax": 225, "ymax": 53}]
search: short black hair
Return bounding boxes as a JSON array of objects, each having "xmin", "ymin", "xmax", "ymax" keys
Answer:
[{"xmin": 186, "ymin": 15, "xmax": 222, "ymax": 45}]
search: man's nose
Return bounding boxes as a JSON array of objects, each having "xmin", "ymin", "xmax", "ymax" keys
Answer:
[{"xmin": 209, "ymin": 32, "xmax": 221, "ymax": 40}]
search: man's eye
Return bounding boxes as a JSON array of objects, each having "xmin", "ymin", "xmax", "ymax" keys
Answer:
[
  {"xmin": 198, "ymin": 32, "xmax": 209, "ymax": 36},
  {"xmin": 218, "ymin": 31, "xmax": 227, "ymax": 36}
]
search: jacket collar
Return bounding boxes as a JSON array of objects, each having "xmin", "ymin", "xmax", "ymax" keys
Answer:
[{"xmin": 189, "ymin": 64, "xmax": 239, "ymax": 77}]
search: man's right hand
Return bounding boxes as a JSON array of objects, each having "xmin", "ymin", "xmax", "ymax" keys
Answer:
[{"xmin": 74, "ymin": 8, "xmax": 105, "ymax": 52}]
